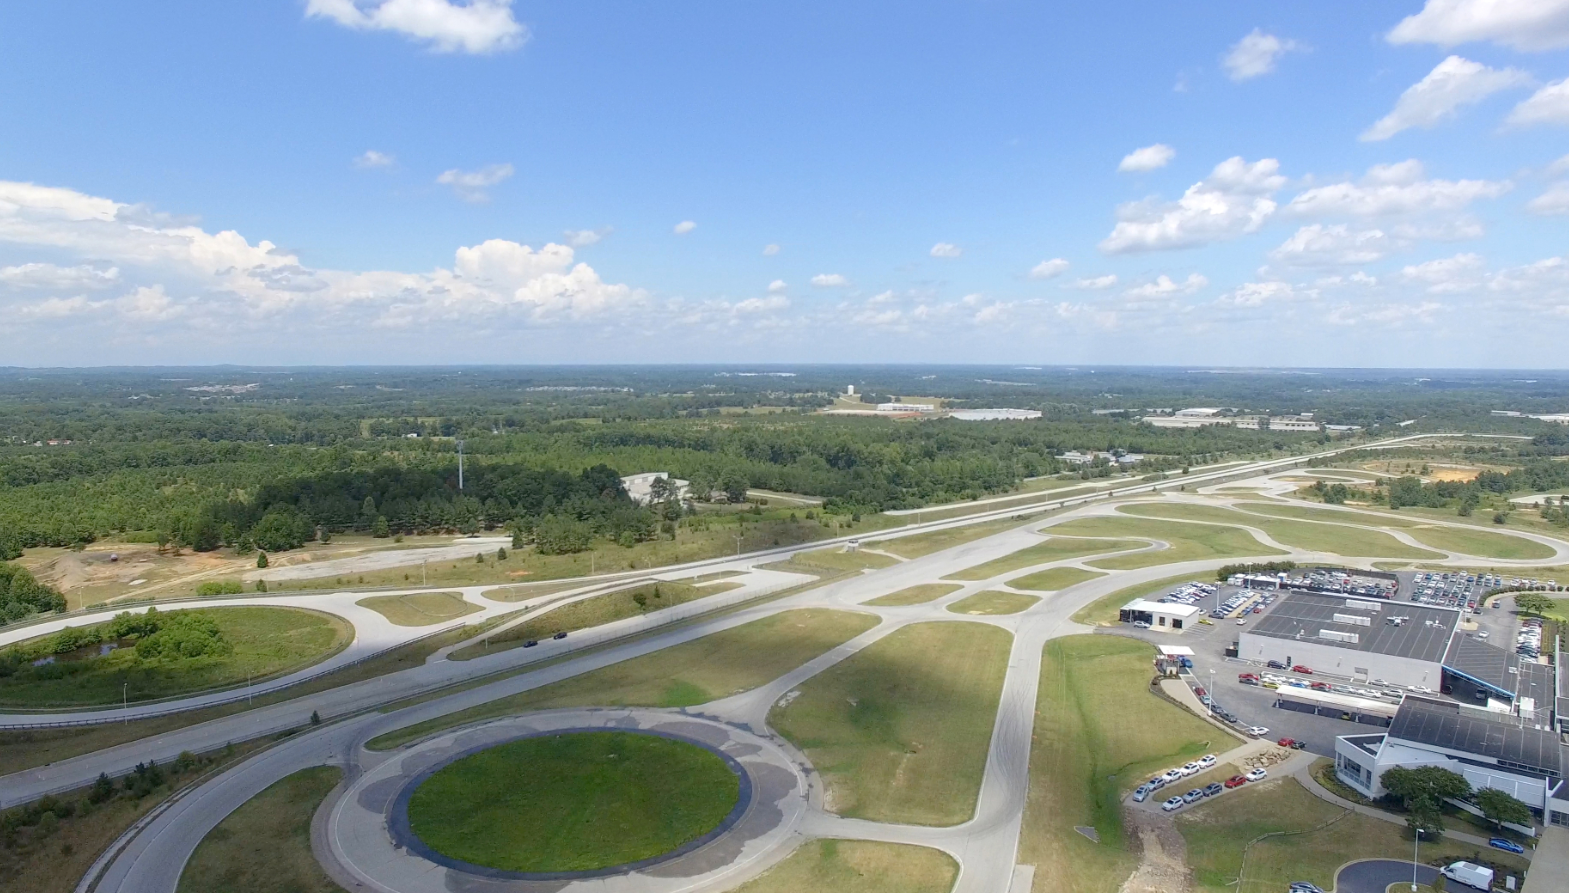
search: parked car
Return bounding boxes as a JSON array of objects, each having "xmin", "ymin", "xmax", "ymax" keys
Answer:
[
  {"xmin": 1162, "ymin": 796, "xmax": 1184, "ymax": 811},
  {"xmin": 1291, "ymin": 665, "xmax": 1312, "ymax": 675},
  {"xmin": 1246, "ymin": 726, "xmax": 1270, "ymax": 738},
  {"xmin": 1133, "ymin": 785, "xmax": 1152, "ymax": 803},
  {"xmin": 1162, "ymin": 769, "xmax": 1183, "ymax": 783},
  {"xmin": 1266, "ymin": 660, "xmax": 1286, "ymax": 670},
  {"xmin": 1488, "ymin": 838, "xmax": 1525, "ymax": 855},
  {"xmin": 1133, "ymin": 620, "xmax": 1151, "ymax": 629},
  {"xmin": 1198, "ymin": 754, "xmax": 1217, "ymax": 769},
  {"xmin": 1180, "ymin": 762, "xmax": 1200, "ymax": 776},
  {"xmin": 1245, "ymin": 768, "xmax": 1268, "ymax": 782},
  {"xmin": 1277, "ymin": 737, "xmax": 1296, "ymax": 748},
  {"xmin": 1289, "ymin": 739, "xmax": 1307, "ymax": 750},
  {"xmin": 1310, "ymin": 682, "xmax": 1332, "ymax": 692},
  {"xmin": 1288, "ymin": 883, "xmax": 1327, "ymax": 893},
  {"xmin": 1147, "ymin": 776, "xmax": 1165, "ymax": 790},
  {"xmin": 1224, "ymin": 775, "xmax": 1248, "ymax": 789},
  {"xmin": 1182, "ymin": 788, "xmax": 1205, "ymax": 804},
  {"xmin": 1193, "ymin": 686, "xmax": 1207, "ymax": 697},
  {"xmin": 1240, "ymin": 676, "xmax": 1260, "ymax": 686},
  {"xmin": 1203, "ymin": 782, "xmax": 1223, "ymax": 797}
]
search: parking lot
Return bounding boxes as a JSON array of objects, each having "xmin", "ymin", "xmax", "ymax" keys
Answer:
[{"xmin": 1112, "ymin": 569, "xmax": 1554, "ymax": 758}]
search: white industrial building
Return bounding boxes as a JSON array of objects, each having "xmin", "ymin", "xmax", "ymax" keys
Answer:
[
  {"xmin": 1334, "ymin": 696, "xmax": 1568, "ymax": 827},
  {"xmin": 1118, "ymin": 599, "xmax": 1201, "ymax": 632},
  {"xmin": 620, "ymin": 472, "xmax": 690, "ymax": 505},
  {"xmin": 876, "ymin": 402, "xmax": 937, "ymax": 412},
  {"xmin": 1237, "ymin": 592, "xmax": 1458, "ymax": 688},
  {"xmin": 950, "ymin": 408, "xmax": 1042, "ymax": 421}
]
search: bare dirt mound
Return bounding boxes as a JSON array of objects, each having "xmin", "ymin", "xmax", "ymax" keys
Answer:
[{"xmin": 1119, "ymin": 808, "xmax": 1191, "ymax": 893}]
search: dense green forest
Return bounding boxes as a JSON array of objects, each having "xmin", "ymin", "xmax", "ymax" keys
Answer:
[{"xmin": 2, "ymin": 365, "xmax": 1565, "ymax": 552}]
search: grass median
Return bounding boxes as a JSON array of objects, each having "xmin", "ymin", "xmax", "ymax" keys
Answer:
[
  {"xmin": 1119, "ymin": 503, "xmax": 1440, "ymax": 559},
  {"xmin": 0, "ymin": 606, "xmax": 352, "ymax": 709},
  {"xmin": 1020, "ymin": 635, "xmax": 1240, "ymax": 893},
  {"xmin": 731, "ymin": 840, "xmax": 958, "ymax": 893},
  {"xmin": 368, "ymin": 608, "xmax": 880, "ymax": 751},
  {"xmin": 177, "ymin": 765, "xmax": 344, "ymax": 893},
  {"xmin": 1401, "ymin": 524, "xmax": 1556, "ymax": 561},
  {"xmin": 449, "ymin": 581, "xmax": 736, "ymax": 661},
  {"xmin": 356, "ymin": 591, "xmax": 478, "ymax": 626},
  {"xmin": 769, "ymin": 621, "xmax": 1011, "ymax": 826},
  {"xmin": 1045, "ymin": 516, "xmax": 1284, "ymax": 570},
  {"xmin": 941, "ymin": 536, "xmax": 1142, "ymax": 581},
  {"xmin": 875, "ymin": 516, "xmax": 1032, "ymax": 559},
  {"xmin": 862, "ymin": 584, "xmax": 961, "ymax": 606},
  {"xmin": 1010, "ymin": 567, "xmax": 1104, "ymax": 591},
  {"xmin": 946, "ymin": 590, "xmax": 1039, "ymax": 615}
]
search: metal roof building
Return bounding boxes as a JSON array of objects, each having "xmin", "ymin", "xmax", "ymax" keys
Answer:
[{"xmin": 1238, "ymin": 591, "xmax": 1458, "ymax": 688}]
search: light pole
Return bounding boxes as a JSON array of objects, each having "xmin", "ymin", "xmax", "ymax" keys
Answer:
[
  {"xmin": 122, "ymin": 683, "xmax": 128, "ymax": 724},
  {"xmin": 1209, "ymin": 668, "xmax": 1215, "ymax": 718},
  {"xmin": 1411, "ymin": 828, "xmax": 1420, "ymax": 892}
]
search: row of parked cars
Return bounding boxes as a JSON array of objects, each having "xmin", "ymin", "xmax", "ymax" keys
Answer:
[
  {"xmin": 1159, "ymin": 581, "xmax": 1218, "ymax": 607},
  {"xmin": 1135, "ymin": 765, "xmax": 1271, "ymax": 811},
  {"xmin": 1411, "ymin": 571, "xmax": 1482, "ymax": 612},
  {"xmin": 1208, "ymin": 589, "xmax": 1273, "ymax": 620},
  {"xmin": 1519, "ymin": 617, "xmax": 1545, "ymax": 660},
  {"xmin": 1285, "ymin": 570, "xmax": 1396, "ymax": 599}
]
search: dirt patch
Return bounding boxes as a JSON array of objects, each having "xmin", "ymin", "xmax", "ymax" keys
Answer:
[
  {"xmin": 1429, "ymin": 466, "xmax": 1480, "ymax": 482},
  {"xmin": 1120, "ymin": 808, "xmax": 1192, "ymax": 893}
]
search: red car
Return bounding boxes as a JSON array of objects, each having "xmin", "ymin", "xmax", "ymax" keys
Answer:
[
  {"xmin": 1310, "ymin": 682, "xmax": 1332, "ymax": 692},
  {"xmin": 1194, "ymin": 687, "xmax": 1207, "ymax": 697},
  {"xmin": 1224, "ymin": 775, "xmax": 1248, "ymax": 789},
  {"xmin": 1238, "ymin": 673, "xmax": 1259, "ymax": 681},
  {"xmin": 1292, "ymin": 665, "xmax": 1313, "ymax": 675},
  {"xmin": 1277, "ymin": 737, "xmax": 1297, "ymax": 748}
]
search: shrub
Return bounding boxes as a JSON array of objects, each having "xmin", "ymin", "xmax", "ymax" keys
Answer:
[{"xmin": 196, "ymin": 580, "xmax": 243, "ymax": 597}]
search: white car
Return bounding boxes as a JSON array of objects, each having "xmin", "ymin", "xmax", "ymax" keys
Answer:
[
  {"xmin": 1246, "ymin": 726, "xmax": 1270, "ymax": 738},
  {"xmin": 1162, "ymin": 796, "xmax": 1184, "ymax": 812},
  {"xmin": 1245, "ymin": 768, "xmax": 1268, "ymax": 782},
  {"xmin": 1198, "ymin": 754, "xmax": 1217, "ymax": 769},
  {"xmin": 1162, "ymin": 768, "xmax": 1183, "ymax": 783},
  {"xmin": 1133, "ymin": 620, "xmax": 1151, "ymax": 629},
  {"xmin": 1180, "ymin": 762, "xmax": 1200, "ymax": 776}
]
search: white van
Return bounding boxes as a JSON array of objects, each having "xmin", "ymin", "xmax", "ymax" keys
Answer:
[{"xmin": 1440, "ymin": 861, "xmax": 1494, "ymax": 890}]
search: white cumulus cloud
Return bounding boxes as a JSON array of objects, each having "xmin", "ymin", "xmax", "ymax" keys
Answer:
[
  {"xmin": 1099, "ymin": 156, "xmax": 1285, "ymax": 254},
  {"xmin": 1388, "ymin": 0, "xmax": 1569, "ymax": 52},
  {"xmin": 1125, "ymin": 273, "xmax": 1208, "ymax": 298},
  {"xmin": 1118, "ymin": 144, "xmax": 1176, "ymax": 173},
  {"xmin": 562, "ymin": 227, "xmax": 611, "ymax": 247},
  {"xmin": 1223, "ymin": 29, "xmax": 1301, "ymax": 81},
  {"xmin": 1400, "ymin": 252, "xmax": 1486, "ymax": 292},
  {"xmin": 672, "ymin": 220, "xmax": 697, "ymax": 235},
  {"xmin": 1286, "ymin": 161, "xmax": 1510, "ymax": 217},
  {"xmin": 1270, "ymin": 224, "xmax": 1393, "ymax": 266},
  {"xmin": 1361, "ymin": 56, "xmax": 1530, "ymax": 141},
  {"xmin": 1508, "ymin": 79, "xmax": 1569, "ymax": 126},
  {"xmin": 353, "ymin": 150, "xmax": 396, "ymax": 168},
  {"xmin": 810, "ymin": 273, "xmax": 848, "ymax": 287},
  {"xmin": 1527, "ymin": 182, "xmax": 1569, "ymax": 215},
  {"xmin": 305, "ymin": 0, "xmax": 527, "ymax": 54},
  {"xmin": 1029, "ymin": 258, "xmax": 1070, "ymax": 280},
  {"xmin": 0, "ymin": 262, "xmax": 120, "ymax": 290},
  {"xmin": 435, "ymin": 163, "xmax": 514, "ymax": 202},
  {"xmin": 767, "ymin": 279, "xmax": 787, "ymax": 293},
  {"xmin": 1072, "ymin": 274, "xmax": 1119, "ymax": 290},
  {"xmin": 930, "ymin": 242, "xmax": 962, "ymax": 258}
]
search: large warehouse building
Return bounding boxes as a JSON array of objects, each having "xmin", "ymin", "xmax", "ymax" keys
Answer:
[{"xmin": 1237, "ymin": 592, "xmax": 1458, "ymax": 689}]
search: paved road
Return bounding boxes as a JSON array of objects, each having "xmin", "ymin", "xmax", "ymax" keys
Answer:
[
  {"xmin": 1335, "ymin": 858, "xmax": 1439, "ymax": 893},
  {"xmin": 26, "ymin": 431, "xmax": 1557, "ymax": 893}
]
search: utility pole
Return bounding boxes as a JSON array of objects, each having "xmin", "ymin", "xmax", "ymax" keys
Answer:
[
  {"xmin": 123, "ymin": 683, "xmax": 128, "ymax": 724},
  {"xmin": 457, "ymin": 439, "xmax": 465, "ymax": 491},
  {"xmin": 422, "ymin": 559, "xmax": 427, "ymax": 586}
]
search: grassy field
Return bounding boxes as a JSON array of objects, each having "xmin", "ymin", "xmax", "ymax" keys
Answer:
[
  {"xmin": 450, "ymin": 581, "xmax": 734, "ymax": 660},
  {"xmin": 472, "ymin": 579, "xmax": 593, "ymax": 602},
  {"xmin": 1009, "ymin": 567, "xmax": 1104, "ymax": 591},
  {"xmin": 0, "ymin": 621, "xmax": 481, "ymax": 775},
  {"xmin": 941, "ymin": 536, "xmax": 1142, "ymax": 581},
  {"xmin": 732, "ymin": 840, "xmax": 958, "ymax": 893},
  {"xmin": 1177, "ymin": 778, "xmax": 1529, "ymax": 893},
  {"xmin": 1239, "ymin": 502, "xmax": 1422, "ymax": 528},
  {"xmin": 408, "ymin": 731, "xmax": 738, "ymax": 873},
  {"xmin": 862, "ymin": 584, "xmax": 962, "ymax": 606},
  {"xmin": 264, "ymin": 513, "xmax": 899, "ymax": 592},
  {"xmin": 1020, "ymin": 635, "xmax": 1240, "ymax": 893},
  {"xmin": 1400, "ymin": 524, "xmax": 1556, "ymax": 560},
  {"xmin": 177, "ymin": 766, "xmax": 343, "ymax": 893},
  {"xmin": 1069, "ymin": 572, "xmax": 1215, "ymax": 627},
  {"xmin": 1045, "ymin": 516, "xmax": 1282, "ymax": 571},
  {"xmin": 355, "ymin": 591, "xmax": 477, "ymax": 626},
  {"xmin": 368, "ymin": 609, "xmax": 879, "ymax": 750},
  {"xmin": 769, "ymin": 621, "xmax": 1011, "ymax": 826},
  {"xmin": 0, "ymin": 606, "xmax": 351, "ymax": 708},
  {"xmin": 1118, "ymin": 503, "xmax": 1440, "ymax": 559},
  {"xmin": 947, "ymin": 590, "xmax": 1039, "ymax": 615},
  {"xmin": 876, "ymin": 516, "xmax": 1032, "ymax": 559},
  {"xmin": 761, "ymin": 547, "xmax": 900, "ymax": 576}
]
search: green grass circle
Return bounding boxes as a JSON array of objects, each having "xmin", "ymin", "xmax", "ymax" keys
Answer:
[{"xmin": 405, "ymin": 731, "xmax": 741, "ymax": 873}]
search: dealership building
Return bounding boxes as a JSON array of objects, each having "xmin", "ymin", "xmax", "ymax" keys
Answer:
[
  {"xmin": 1237, "ymin": 591, "xmax": 1458, "ymax": 688},
  {"xmin": 1334, "ymin": 696, "xmax": 1568, "ymax": 827}
]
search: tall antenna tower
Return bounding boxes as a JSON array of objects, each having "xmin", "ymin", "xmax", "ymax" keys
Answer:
[{"xmin": 457, "ymin": 438, "xmax": 465, "ymax": 490}]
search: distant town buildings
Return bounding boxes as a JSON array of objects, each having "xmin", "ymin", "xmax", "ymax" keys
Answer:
[
  {"xmin": 950, "ymin": 408, "xmax": 1042, "ymax": 421},
  {"xmin": 620, "ymin": 472, "xmax": 690, "ymax": 505},
  {"xmin": 1494, "ymin": 410, "xmax": 1569, "ymax": 424}
]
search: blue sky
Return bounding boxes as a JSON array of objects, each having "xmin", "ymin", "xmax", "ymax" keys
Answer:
[{"xmin": 3, "ymin": 1, "xmax": 1569, "ymax": 367}]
